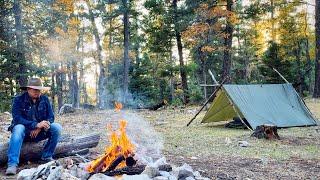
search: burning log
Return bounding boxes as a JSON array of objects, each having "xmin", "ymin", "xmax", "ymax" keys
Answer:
[
  {"xmin": 251, "ymin": 124, "xmax": 280, "ymax": 139},
  {"xmin": 107, "ymin": 155, "xmax": 125, "ymax": 171},
  {"xmin": 97, "ymin": 165, "xmax": 146, "ymax": 177},
  {"xmin": 0, "ymin": 133, "xmax": 100, "ymax": 165}
]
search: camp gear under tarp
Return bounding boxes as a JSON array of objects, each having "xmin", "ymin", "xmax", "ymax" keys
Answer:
[{"xmin": 201, "ymin": 84, "xmax": 318, "ymax": 130}]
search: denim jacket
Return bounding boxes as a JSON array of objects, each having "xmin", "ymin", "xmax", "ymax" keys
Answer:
[{"xmin": 8, "ymin": 92, "xmax": 54, "ymax": 131}]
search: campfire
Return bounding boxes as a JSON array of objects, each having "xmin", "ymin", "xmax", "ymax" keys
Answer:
[
  {"xmin": 16, "ymin": 102, "xmax": 210, "ymax": 180},
  {"xmin": 86, "ymin": 120, "xmax": 136, "ymax": 173}
]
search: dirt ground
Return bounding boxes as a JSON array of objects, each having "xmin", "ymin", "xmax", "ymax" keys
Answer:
[{"xmin": 0, "ymin": 99, "xmax": 319, "ymax": 179}]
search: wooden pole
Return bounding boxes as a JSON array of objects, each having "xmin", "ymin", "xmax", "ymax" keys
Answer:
[
  {"xmin": 272, "ymin": 67, "xmax": 289, "ymax": 84},
  {"xmin": 186, "ymin": 77, "xmax": 228, "ymax": 126}
]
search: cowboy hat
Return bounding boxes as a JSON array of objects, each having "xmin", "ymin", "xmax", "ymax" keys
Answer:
[{"xmin": 20, "ymin": 77, "xmax": 50, "ymax": 91}]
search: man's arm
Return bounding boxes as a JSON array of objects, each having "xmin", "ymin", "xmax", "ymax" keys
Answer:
[
  {"xmin": 12, "ymin": 97, "xmax": 38, "ymax": 130},
  {"xmin": 46, "ymin": 96, "xmax": 54, "ymax": 123}
]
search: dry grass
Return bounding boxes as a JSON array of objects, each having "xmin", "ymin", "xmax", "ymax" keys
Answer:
[{"xmin": 0, "ymin": 99, "xmax": 319, "ymax": 179}]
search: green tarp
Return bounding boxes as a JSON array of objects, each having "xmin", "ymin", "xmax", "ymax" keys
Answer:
[{"xmin": 202, "ymin": 84, "xmax": 318, "ymax": 129}]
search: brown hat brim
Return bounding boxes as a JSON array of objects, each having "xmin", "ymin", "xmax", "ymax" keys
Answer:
[{"xmin": 20, "ymin": 86, "xmax": 50, "ymax": 91}]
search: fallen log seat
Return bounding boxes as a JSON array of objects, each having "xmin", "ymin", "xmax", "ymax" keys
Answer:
[{"xmin": 0, "ymin": 133, "xmax": 100, "ymax": 165}]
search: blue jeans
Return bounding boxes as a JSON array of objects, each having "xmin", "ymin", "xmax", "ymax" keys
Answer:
[{"xmin": 7, "ymin": 123, "xmax": 62, "ymax": 166}]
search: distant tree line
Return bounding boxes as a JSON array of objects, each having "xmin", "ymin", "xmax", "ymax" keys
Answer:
[{"xmin": 0, "ymin": 0, "xmax": 319, "ymax": 112}]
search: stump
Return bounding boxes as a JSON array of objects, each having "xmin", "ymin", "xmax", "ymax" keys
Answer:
[
  {"xmin": 251, "ymin": 124, "xmax": 280, "ymax": 139},
  {"xmin": 0, "ymin": 133, "xmax": 100, "ymax": 164}
]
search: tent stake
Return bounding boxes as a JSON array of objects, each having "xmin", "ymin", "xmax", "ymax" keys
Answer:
[{"xmin": 186, "ymin": 77, "xmax": 228, "ymax": 126}]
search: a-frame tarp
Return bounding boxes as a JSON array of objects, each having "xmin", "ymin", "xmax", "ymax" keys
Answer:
[{"xmin": 202, "ymin": 84, "xmax": 318, "ymax": 129}]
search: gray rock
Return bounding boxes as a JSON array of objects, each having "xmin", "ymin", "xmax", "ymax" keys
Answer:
[
  {"xmin": 47, "ymin": 166, "xmax": 63, "ymax": 180},
  {"xmin": 238, "ymin": 141, "xmax": 249, "ymax": 147},
  {"xmin": 159, "ymin": 171, "xmax": 171, "ymax": 177},
  {"xmin": 168, "ymin": 175, "xmax": 178, "ymax": 180},
  {"xmin": 17, "ymin": 168, "xmax": 37, "ymax": 180},
  {"xmin": 142, "ymin": 165, "xmax": 160, "ymax": 178},
  {"xmin": 152, "ymin": 157, "xmax": 167, "ymax": 167},
  {"xmin": 76, "ymin": 167, "xmax": 90, "ymax": 180},
  {"xmin": 89, "ymin": 173, "xmax": 115, "ymax": 180},
  {"xmin": 153, "ymin": 176, "xmax": 168, "ymax": 180},
  {"xmin": 61, "ymin": 172, "xmax": 80, "ymax": 180},
  {"xmin": 172, "ymin": 164, "xmax": 194, "ymax": 180},
  {"xmin": 122, "ymin": 174, "xmax": 152, "ymax": 180},
  {"xmin": 186, "ymin": 177, "xmax": 195, "ymax": 180}
]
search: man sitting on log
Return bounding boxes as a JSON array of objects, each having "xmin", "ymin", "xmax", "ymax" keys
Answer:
[{"xmin": 5, "ymin": 78, "xmax": 62, "ymax": 176}]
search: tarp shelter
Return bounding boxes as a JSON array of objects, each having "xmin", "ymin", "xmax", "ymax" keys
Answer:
[{"xmin": 201, "ymin": 84, "xmax": 318, "ymax": 130}]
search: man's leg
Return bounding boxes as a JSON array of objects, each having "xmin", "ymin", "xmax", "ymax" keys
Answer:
[
  {"xmin": 7, "ymin": 124, "xmax": 26, "ymax": 167},
  {"xmin": 41, "ymin": 123, "xmax": 62, "ymax": 159},
  {"xmin": 6, "ymin": 124, "xmax": 26, "ymax": 175}
]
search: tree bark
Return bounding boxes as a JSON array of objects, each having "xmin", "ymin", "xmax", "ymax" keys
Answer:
[
  {"xmin": 56, "ymin": 64, "xmax": 63, "ymax": 110},
  {"xmin": 222, "ymin": 0, "xmax": 234, "ymax": 83},
  {"xmin": 0, "ymin": 133, "xmax": 100, "ymax": 165},
  {"xmin": 313, "ymin": 0, "xmax": 320, "ymax": 98},
  {"xmin": 123, "ymin": 0, "xmax": 130, "ymax": 101},
  {"xmin": 173, "ymin": 0, "xmax": 189, "ymax": 104},
  {"xmin": 72, "ymin": 61, "xmax": 79, "ymax": 108},
  {"xmin": 87, "ymin": 1, "xmax": 106, "ymax": 108},
  {"xmin": 13, "ymin": 0, "xmax": 28, "ymax": 87}
]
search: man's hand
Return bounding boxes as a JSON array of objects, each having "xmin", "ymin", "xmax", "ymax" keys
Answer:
[
  {"xmin": 36, "ymin": 121, "xmax": 50, "ymax": 130},
  {"xmin": 30, "ymin": 128, "xmax": 41, "ymax": 139}
]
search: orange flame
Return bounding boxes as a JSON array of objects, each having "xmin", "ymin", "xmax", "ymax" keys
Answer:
[
  {"xmin": 114, "ymin": 102, "xmax": 123, "ymax": 112},
  {"xmin": 86, "ymin": 120, "xmax": 135, "ymax": 173}
]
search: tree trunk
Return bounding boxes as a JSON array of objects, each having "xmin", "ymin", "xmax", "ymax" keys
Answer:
[
  {"xmin": 0, "ymin": 133, "xmax": 100, "ymax": 165},
  {"xmin": 295, "ymin": 41, "xmax": 303, "ymax": 95},
  {"xmin": 123, "ymin": 0, "xmax": 130, "ymax": 101},
  {"xmin": 72, "ymin": 61, "xmax": 79, "ymax": 108},
  {"xmin": 173, "ymin": 0, "xmax": 189, "ymax": 104},
  {"xmin": 13, "ymin": 0, "xmax": 28, "ymax": 87},
  {"xmin": 222, "ymin": 0, "xmax": 234, "ymax": 83},
  {"xmin": 87, "ymin": 1, "xmax": 106, "ymax": 108},
  {"xmin": 67, "ymin": 62, "xmax": 73, "ymax": 103},
  {"xmin": 56, "ymin": 64, "xmax": 63, "ymax": 110},
  {"xmin": 51, "ymin": 66, "xmax": 56, "ymax": 113},
  {"xmin": 313, "ymin": 0, "xmax": 320, "ymax": 98}
]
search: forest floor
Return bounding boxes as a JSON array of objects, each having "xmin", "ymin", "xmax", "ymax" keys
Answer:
[{"xmin": 0, "ymin": 99, "xmax": 320, "ymax": 179}]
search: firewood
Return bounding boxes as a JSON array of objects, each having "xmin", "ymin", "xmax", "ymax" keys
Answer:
[
  {"xmin": 97, "ymin": 165, "xmax": 146, "ymax": 176},
  {"xmin": 106, "ymin": 155, "xmax": 125, "ymax": 171},
  {"xmin": 251, "ymin": 124, "xmax": 280, "ymax": 140},
  {"xmin": 0, "ymin": 133, "xmax": 100, "ymax": 165}
]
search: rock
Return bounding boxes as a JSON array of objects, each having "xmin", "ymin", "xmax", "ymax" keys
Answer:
[
  {"xmin": 17, "ymin": 168, "xmax": 37, "ymax": 180},
  {"xmin": 142, "ymin": 165, "xmax": 160, "ymax": 178},
  {"xmin": 186, "ymin": 177, "xmax": 195, "ymax": 180},
  {"xmin": 159, "ymin": 171, "xmax": 171, "ymax": 177},
  {"xmin": 168, "ymin": 175, "xmax": 178, "ymax": 180},
  {"xmin": 47, "ymin": 166, "xmax": 63, "ymax": 180},
  {"xmin": 195, "ymin": 177, "xmax": 210, "ymax": 180},
  {"xmin": 33, "ymin": 161, "xmax": 57, "ymax": 178},
  {"xmin": 152, "ymin": 157, "xmax": 167, "ymax": 167},
  {"xmin": 172, "ymin": 164, "xmax": 194, "ymax": 180},
  {"xmin": 193, "ymin": 171, "xmax": 201, "ymax": 178},
  {"xmin": 154, "ymin": 176, "xmax": 168, "ymax": 180},
  {"xmin": 76, "ymin": 167, "xmax": 90, "ymax": 180},
  {"xmin": 59, "ymin": 104, "xmax": 75, "ymax": 115},
  {"xmin": 61, "ymin": 172, "xmax": 80, "ymax": 180},
  {"xmin": 122, "ymin": 174, "xmax": 151, "ymax": 180},
  {"xmin": 88, "ymin": 173, "xmax": 115, "ymax": 180},
  {"xmin": 238, "ymin": 141, "xmax": 249, "ymax": 147},
  {"xmin": 158, "ymin": 164, "xmax": 172, "ymax": 172},
  {"xmin": 69, "ymin": 164, "xmax": 78, "ymax": 177}
]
